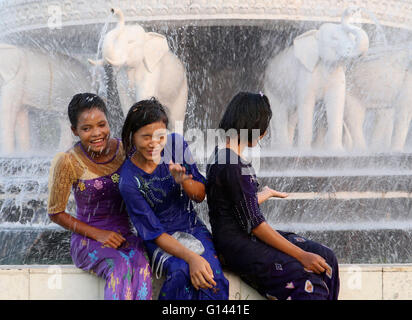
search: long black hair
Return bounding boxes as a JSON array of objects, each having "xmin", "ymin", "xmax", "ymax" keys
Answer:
[
  {"xmin": 219, "ymin": 92, "xmax": 272, "ymax": 144},
  {"xmin": 121, "ymin": 97, "xmax": 169, "ymax": 156},
  {"xmin": 67, "ymin": 93, "xmax": 108, "ymax": 128}
]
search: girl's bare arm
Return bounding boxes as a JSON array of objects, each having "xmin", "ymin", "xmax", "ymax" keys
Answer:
[
  {"xmin": 50, "ymin": 212, "xmax": 125, "ymax": 248},
  {"xmin": 257, "ymin": 186, "xmax": 288, "ymax": 204}
]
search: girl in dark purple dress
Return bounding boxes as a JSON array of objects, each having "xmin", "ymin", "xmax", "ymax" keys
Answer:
[
  {"xmin": 206, "ymin": 92, "xmax": 340, "ymax": 300},
  {"xmin": 48, "ymin": 93, "xmax": 152, "ymax": 300}
]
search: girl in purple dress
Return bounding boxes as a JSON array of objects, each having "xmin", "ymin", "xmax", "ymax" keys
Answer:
[
  {"xmin": 47, "ymin": 93, "xmax": 152, "ymax": 300},
  {"xmin": 206, "ymin": 92, "xmax": 340, "ymax": 300},
  {"xmin": 118, "ymin": 98, "xmax": 229, "ymax": 300}
]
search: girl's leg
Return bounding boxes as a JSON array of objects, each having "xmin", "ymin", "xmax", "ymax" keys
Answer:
[
  {"xmin": 279, "ymin": 231, "xmax": 340, "ymax": 300},
  {"xmin": 153, "ymin": 225, "xmax": 229, "ymax": 300},
  {"xmin": 158, "ymin": 255, "xmax": 228, "ymax": 300},
  {"xmin": 191, "ymin": 223, "xmax": 229, "ymax": 300},
  {"xmin": 225, "ymin": 232, "xmax": 334, "ymax": 300},
  {"xmin": 242, "ymin": 247, "xmax": 330, "ymax": 300},
  {"xmin": 103, "ymin": 235, "xmax": 152, "ymax": 300},
  {"xmin": 157, "ymin": 257, "xmax": 193, "ymax": 300},
  {"xmin": 71, "ymin": 235, "xmax": 152, "ymax": 300}
]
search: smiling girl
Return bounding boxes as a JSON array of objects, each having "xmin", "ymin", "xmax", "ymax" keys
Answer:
[
  {"xmin": 118, "ymin": 97, "xmax": 229, "ymax": 300},
  {"xmin": 47, "ymin": 93, "xmax": 152, "ymax": 300}
]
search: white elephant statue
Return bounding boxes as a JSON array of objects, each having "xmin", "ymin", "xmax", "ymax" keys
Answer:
[
  {"xmin": 344, "ymin": 48, "xmax": 412, "ymax": 151},
  {"xmin": 0, "ymin": 44, "xmax": 92, "ymax": 155},
  {"xmin": 264, "ymin": 8, "xmax": 369, "ymax": 151},
  {"xmin": 89, "ymin": 8, "xmax": 188, "ymax": 130}
]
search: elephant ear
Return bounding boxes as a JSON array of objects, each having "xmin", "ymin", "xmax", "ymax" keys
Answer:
[
  {"xmin": 143, "ymin": 32, "xmax": 169, "ymax": 73},
  {"xmin": 293, "ymin": 30, "xmax": 319, "ymax": 72}
]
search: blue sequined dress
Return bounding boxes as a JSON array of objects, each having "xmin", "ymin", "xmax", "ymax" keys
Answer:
[{"xmin": 119, "ymin": 133, "xmax": 229, "ymax": 300}]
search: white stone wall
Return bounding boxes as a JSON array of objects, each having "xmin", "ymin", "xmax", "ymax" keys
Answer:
[
  {"xmin": 1, "ymin": 0, "xmax": 412, "ymax": 36},
  {"xmin": 1, "ymin": 264, "xmax": 412, "ymax": 300}
]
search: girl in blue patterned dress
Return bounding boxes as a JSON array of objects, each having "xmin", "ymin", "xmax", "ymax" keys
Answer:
[
  {"xmin": 206, "ymin": 92, "xmax": 340, "ymax": 300},
  {"xmin": 118, "ymin": 98, "xmax": 229, "ymax": 300}
]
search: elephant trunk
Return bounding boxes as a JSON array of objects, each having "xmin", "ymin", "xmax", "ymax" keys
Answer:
[
  {"xmin": 110, "ymin": 8, "xmax": 125, "ymax": 28},
  {"xmin": 102, "ymin": 8, "xmax": 127, "ymax": 66},
  {"xmin": 341, "ymin": 8, "xmax": 369, "ymax": 58}
]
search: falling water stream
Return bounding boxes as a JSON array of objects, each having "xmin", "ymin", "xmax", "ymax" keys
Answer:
[{"xmin": 1, "ymin": 4, "xmax": 412, "ymax": 264}]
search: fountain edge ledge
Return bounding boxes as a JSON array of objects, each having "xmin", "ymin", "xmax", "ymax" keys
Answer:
[{"xmin": 1, "ymin": 264, "xmax": 412, "ymax": 300}]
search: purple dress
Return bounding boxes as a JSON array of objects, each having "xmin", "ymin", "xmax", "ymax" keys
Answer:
[
  {"xmin": 47, "ymin": 140, "xmax": 152, "ymax": 300},
  {"xmin": 206, "ymin": 147, "xmax": 340, "ymax": 300}
]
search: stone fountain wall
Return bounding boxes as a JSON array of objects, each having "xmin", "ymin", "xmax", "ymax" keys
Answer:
[{"xmin": 2, "ymin": 0, "xmax": 412, "ymax": 33}]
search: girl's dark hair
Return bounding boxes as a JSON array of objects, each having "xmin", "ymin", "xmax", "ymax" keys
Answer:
[
  {"xmin": 68, "ymin": 93, "xmax": 108, "ymax": 128},
  {"xmin": 121, "ymin": 97, "xmax": 169, "ymax": 156},
  {"xmin": 219, "ymin": 92, "xmax": 272, "ymax": 143}
]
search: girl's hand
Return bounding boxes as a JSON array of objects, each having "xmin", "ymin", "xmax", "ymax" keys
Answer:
[
  {"xmin": 94, "ymin": 229, "xmax": 126, "ymax": 249},
  {"xmin": 257, "ymin": 186, "xmax": 288, "ymax": 204},
  {"xmin": 298, "ymin": 251, "xmax": 329, "ymax": 274},
  {"xmin": 187, "ymin": 254, "xmax": 217, "ymax": 290},
  {"xmin": 263, "ymin": 186, "xmax": 289, "ymax": 198},
  {"xmin": 169, "ymin": 160, "xmax": 193, "ymax": 185}
]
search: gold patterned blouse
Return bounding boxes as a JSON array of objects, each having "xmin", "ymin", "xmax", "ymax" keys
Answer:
[{"xmin": 47, "ymin": 139, "xmax": 125, "ymax": 215}]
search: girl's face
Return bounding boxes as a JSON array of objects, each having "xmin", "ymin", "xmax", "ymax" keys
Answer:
[
  {"xmin": 133, "ymin": 121, "xmax": 167, "ymax": 162},
  {"xmin": 71, "ymin": 108, "xmax": 110, "ymax": 154}
]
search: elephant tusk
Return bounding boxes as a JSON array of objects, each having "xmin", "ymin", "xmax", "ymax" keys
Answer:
[
  {"xmin": 88, "ymin": 59, "xmax": 104, "ymax": 66},
  {"xmin": 105, "ymin": 57, "xmax": 126, "ymax": 66}
]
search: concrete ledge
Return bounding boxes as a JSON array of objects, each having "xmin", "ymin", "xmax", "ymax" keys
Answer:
[{"xmin": 1, "ymin": 264, "xmax": 412, "ymax": 300}]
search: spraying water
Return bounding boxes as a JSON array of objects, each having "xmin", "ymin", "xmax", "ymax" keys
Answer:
[
  {"xmin": 1, "ymin": 3, "xmax": 412, "ymax": 264},
  {"xmin": 90, "ymin": 13, "xmax": 112, "ymax": 94}
]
